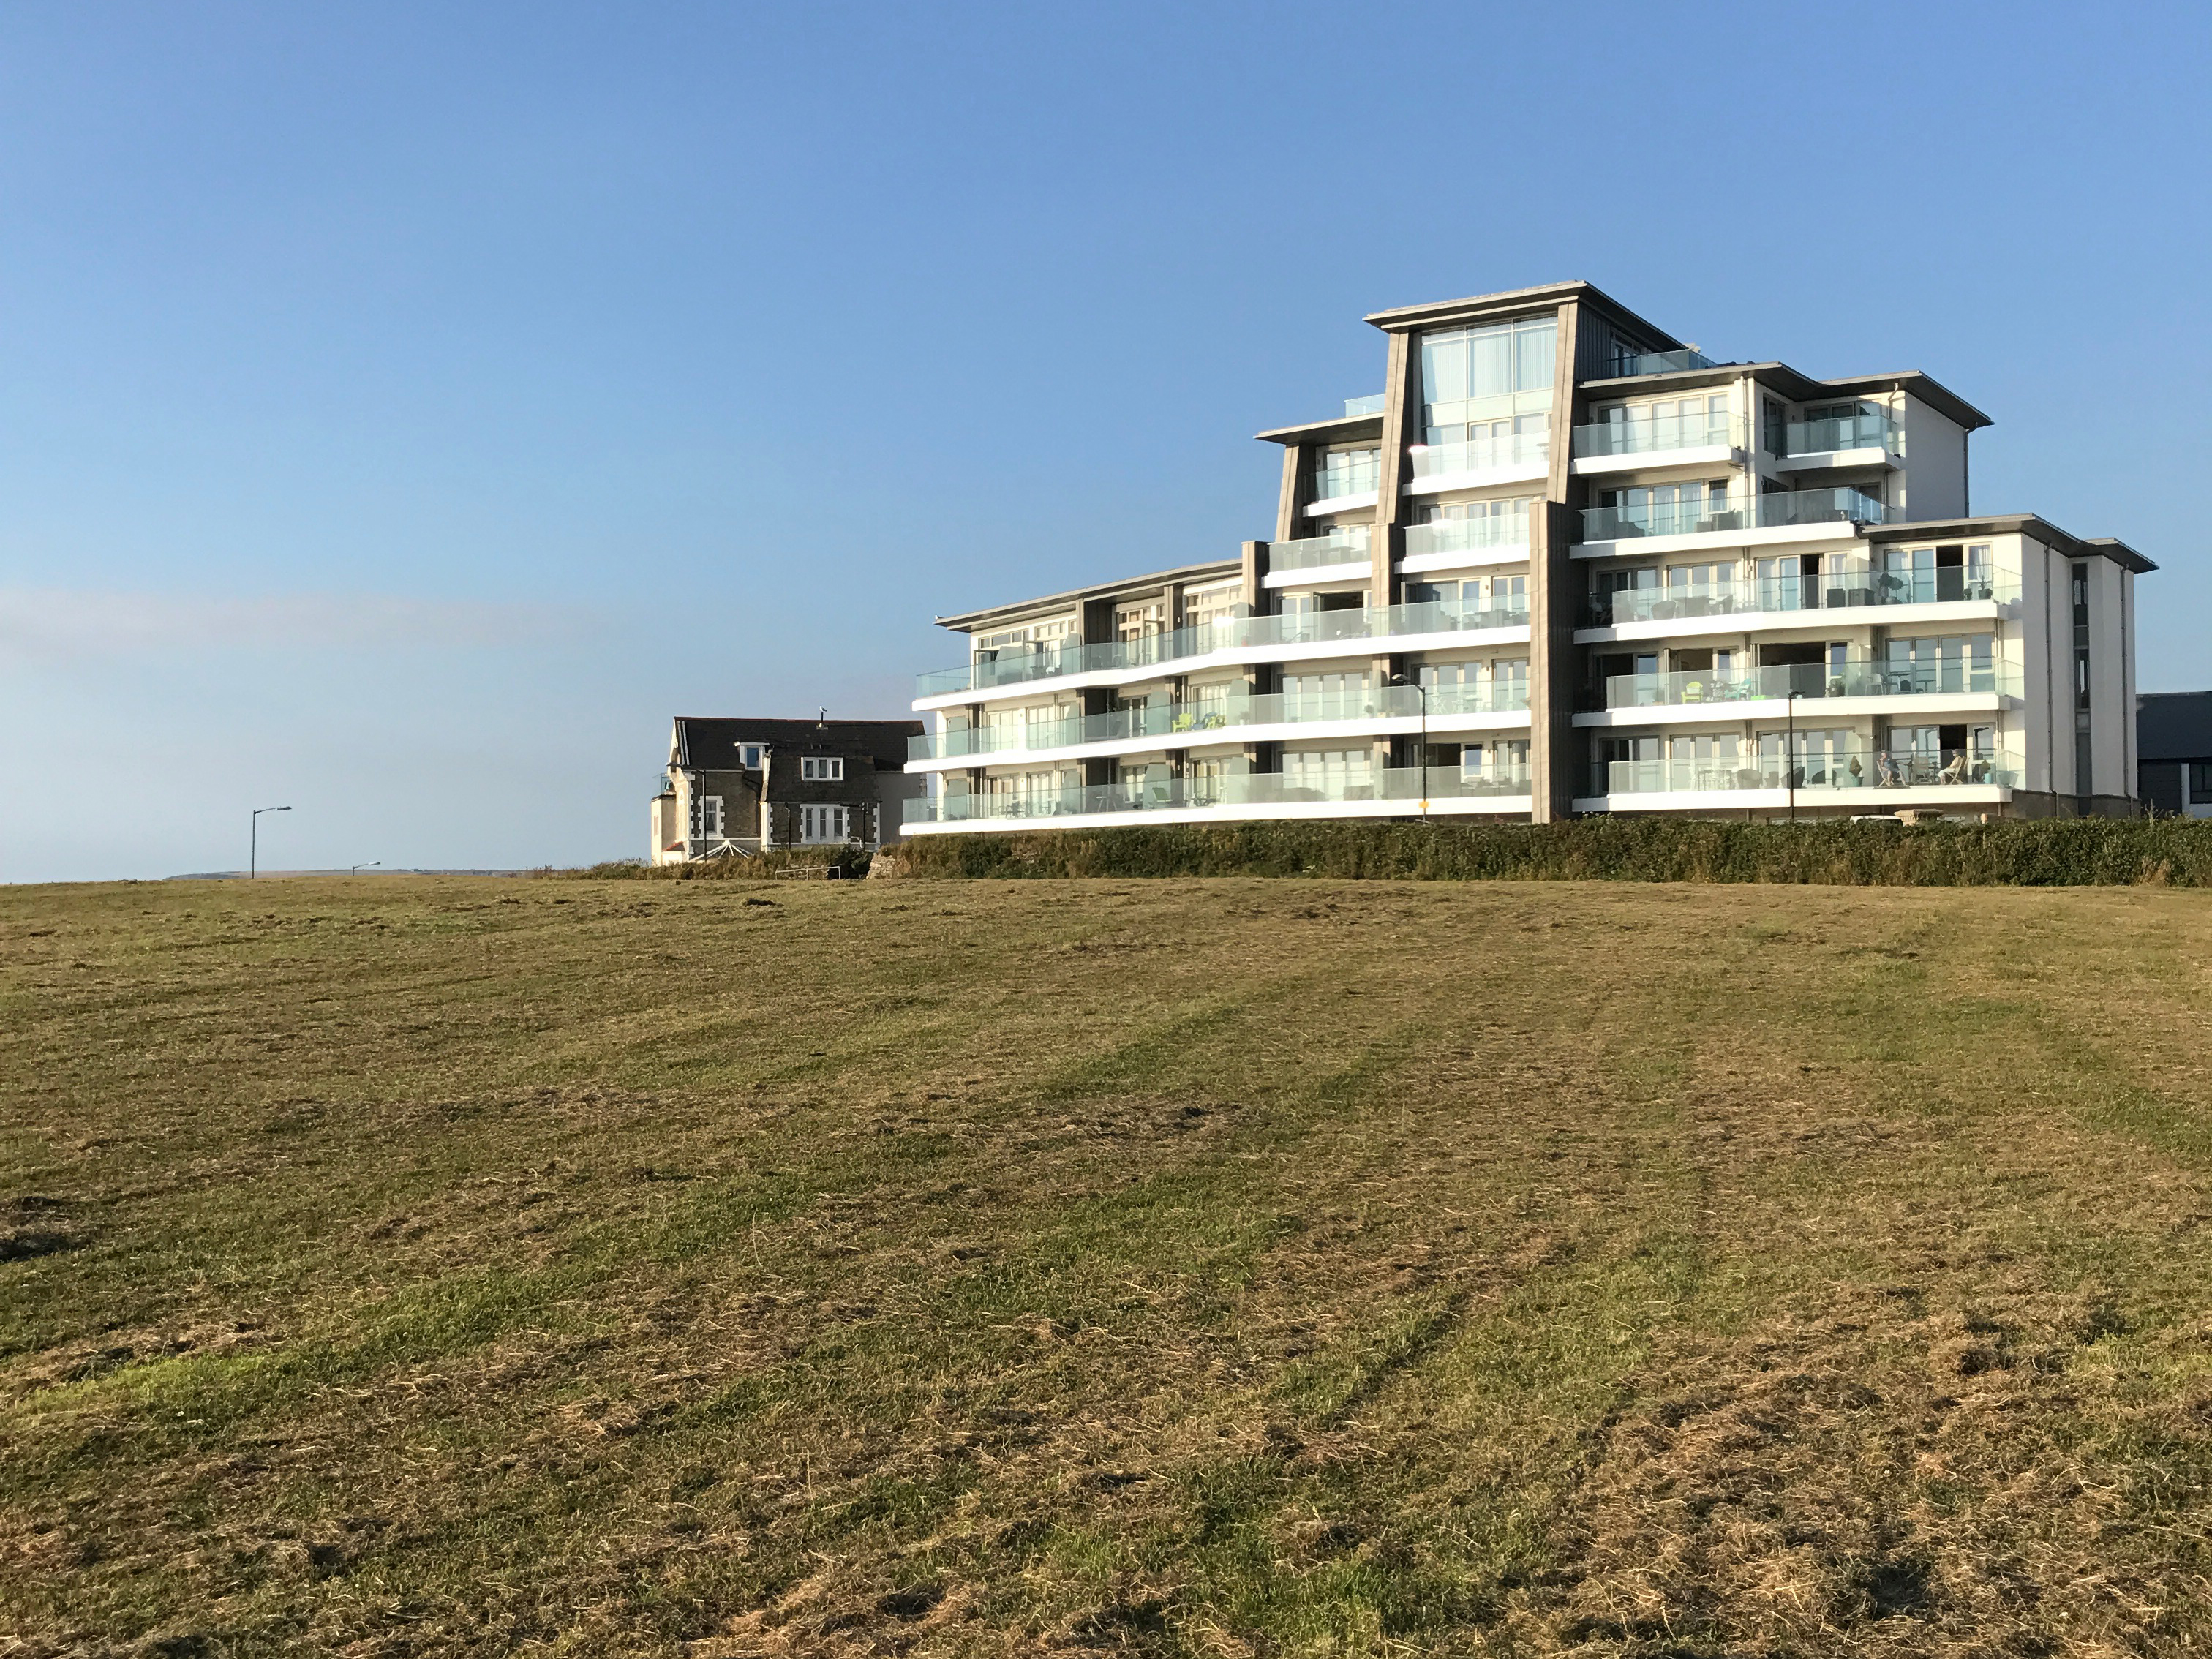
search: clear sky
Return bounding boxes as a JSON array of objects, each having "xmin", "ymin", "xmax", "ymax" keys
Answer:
[{"xmin": 3, "ymin": 1, "xmax": 2205, "ymax": 881}]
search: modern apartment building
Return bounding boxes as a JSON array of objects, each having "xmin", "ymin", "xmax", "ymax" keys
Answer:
[{"xmin": 903, "ymin": 281, "xmax": 2153, "ymax": 834}]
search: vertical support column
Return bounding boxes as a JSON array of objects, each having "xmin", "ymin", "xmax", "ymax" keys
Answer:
[
  {"xmin": 1238, "ymin": 539, "xmax": 1271, "ymax": 775},
  {"xmin": 1373, "ymin": 328, "xmax": 1416, "ymax": 612},
  {"xmin": 1529, "ymin": 299, "xmax": 1587, "ymax": 823},
  {"xmin": 1274, "ymin": 446, "xmax": 1308, "ymax": 543}
]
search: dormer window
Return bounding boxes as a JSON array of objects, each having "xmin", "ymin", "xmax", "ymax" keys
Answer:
[
  {"xmin": 801, "ymin": 756, "xmax": 844, "ymax": 781},
  {"xmin": 740, "ymin": 744, "xmax": 763, "ymax": 770}
]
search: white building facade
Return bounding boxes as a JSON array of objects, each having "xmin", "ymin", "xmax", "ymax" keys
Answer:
[{"xmin": 903, "ymin": 282, "xmax": 2151, "ymax": 834}]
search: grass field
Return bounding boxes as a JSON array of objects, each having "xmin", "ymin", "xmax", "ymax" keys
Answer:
[{"xmin": 6, "ymin": 873, "xmax": 2212, "ymax": 1657}]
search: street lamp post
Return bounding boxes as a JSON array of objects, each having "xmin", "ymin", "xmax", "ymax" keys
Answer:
[
  {"xmin": 1391, "ymin": 673, "xmax": 1430, "ymax": 816},
  {"xmin": 251, "ymin": 806, "xmax": 292, "ymax": 879},
  {"xmin": 1786, "ymin": 691, "xmax": 1798, "ymax": 824},
  {"xmin": 350, "ymin": 861, "xmax": 380, "ymax": 873}
]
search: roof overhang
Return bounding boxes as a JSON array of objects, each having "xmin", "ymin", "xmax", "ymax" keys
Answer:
[
  {"xmin": 1363, "ymin": 279, "xmax": 1682, "ymax": 350},
  {"xmin": 1865, "ymin": 516, "xmax": 2156, "ymax": 573},
  {"xmin": 1254, "ymin": 411, "xmax": 1386, "ymax": 447},
  {"xmin": 933, "ymin": 557, "xmax": 1244, "ymax": 633},
  {"xmin": 1580, "ymin": 361, "xmax": 1992, "ymax": 431}
]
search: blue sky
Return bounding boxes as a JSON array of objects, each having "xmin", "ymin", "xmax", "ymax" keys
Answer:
[{"xmin": 3, "ymin": 1, "xmax": 2205, "ymax": 880}]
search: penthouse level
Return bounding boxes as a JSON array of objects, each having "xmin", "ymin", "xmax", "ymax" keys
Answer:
[{"xmin": 906, "ymin": 281, "xmax": 2154, "ymax": 835}]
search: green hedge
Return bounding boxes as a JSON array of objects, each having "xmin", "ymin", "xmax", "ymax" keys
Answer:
[
  {"xmin": 544, "ymin": 848, "xmax": 868, "ymax": 881},
  {"xmin": 882, "ymin": 817, "xmax": 2212, "ymax": 887}
]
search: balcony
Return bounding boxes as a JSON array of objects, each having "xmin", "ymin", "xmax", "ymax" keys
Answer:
[
  {"xmin": 1342, "ymin": 393, "xmax": 1387, "ymax": 417},
  {"xmin": 1598, "ymin": 661, "xmax": 2017, "ymax": 713},
  {"xmin": 1585, "ymin": 569, "xmax": 2014, "ymax": 629},
  {"xmin": 907, "ymin": 764, "xmax": 1532, "ymax": 827},
  {"xmin": 1595, "ymin": 749, "xmax": 2017, "ymax": 797},
  {"xmin": 1572, "ymin": 412, "xmax": 1745, "ymax": 460},
  {"xmin": 907, "ymin": 680, "xmax": 1534, "ymax": 761},
  {"xmin": 1611, "ymin": 348, "xmax": 1718, "ymax": 377},
  {"xmin": 1783, "ymin": 413, "xmax": 1902, "ymax": 459},
  {"xmin": 916, "ymin": 598, "xmax": 1532, "ymax": 699},
  {"xmin": 1404, "ymin": 513, "xmax": 1530, "ymax": 560},
  {"xmin": 1311, "ymin": 453, "xmax": 1382, "ymax": 503},
  {"xmin": 1269, "ymin": 527, "xmax": 1373, "ymax": 573},
  {"xmin": 1579, "ymin": 486, "xmax": 1893, "ymax": 544},
  {"xmin": 1407, "ymin": 431, "xmax": 1549, "ymax": 481}
]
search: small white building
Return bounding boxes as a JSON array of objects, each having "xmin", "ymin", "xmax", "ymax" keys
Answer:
[{"xmin": 901, "ymin": 281, "xmax": 2153, "ymax": 834}]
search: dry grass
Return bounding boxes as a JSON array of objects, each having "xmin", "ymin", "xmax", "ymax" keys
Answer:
[{"xmin": 3, "ymin": 874, "xmax": 2212, "ymax": 1656}]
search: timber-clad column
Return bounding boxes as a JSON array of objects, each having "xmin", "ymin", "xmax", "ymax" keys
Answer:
[
  {"xmin": 1372, "ymin": 328, "xmax": 1416, "ymax": 612},
  {"xmin": 1273, "ymin": 447, "xmax": 1307, "ymax": 543},
  {"xmin": 1238, "ymin": 538, "xmax": 1268, "ymax": 612},
  {"xmin": 1529, "ymin": 300, "xmax": 1585, "ymax": 823}
]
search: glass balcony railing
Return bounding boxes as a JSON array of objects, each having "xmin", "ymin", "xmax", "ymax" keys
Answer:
[
  {"xmin": 907, "ymin": 764, "xmax": 1534, "ymax": 826},
  {"xmin": 1342, "ymin": 393, "xmax": 1387, "ymax": 417},
  {"xmin": 1270, "ymin": 527, "xmax": 1374, "ymax": 572},
  {"xmin": 1611, "ymin": 348, "xmax": 1718, "ymax": 377},
  {"xmin": 1586, "ymin": 570, "xmax": 2015, "ymax": 628},
  {"xmin": 917, "ymin": 598, "xmax": 1532, "ymax": 696},
  {"xmin": 1783, "ymin": 413, "xmax": 1903, "ymax": 457},
  {"xmin": 1404, "ymin": 513, "xmax": 1531, "ymax": 557},
  {"xmin": 1595, "ymin": 749, "xmax": 2019, "ymax": 797},
  {"xmin": 1581, "ymin": 486, "xmax": 1892, "ymax": 542},
  {"xmin": 907, "ymin": 678, "xmax": 1534, "ymax": 761},
  {"xmin": 1573, "ymin": 413, "xmax": 1746, "ymax": 459},
  {"xmin": 1312, "ymin": 457, "xmax": 1382, "ymax": 499},
  {"xmin": 1599, "ymin": 661, "xmax": 2017, "ymax": 712},
  {"xmin": 1408, "ymin": 432, "xmax": 1550, "ymax": 477}
]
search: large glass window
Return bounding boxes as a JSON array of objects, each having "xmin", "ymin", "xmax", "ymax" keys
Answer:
[
  {"xmin": 1314, "ymin": 447, "xmax": 1381, "ymax": 499},
  {"xmin": 1419, "ymin": 316, "xmax": 1557, "ymax": 445},
  {"xmin": 1282, "ymin": 672, "xmax": 1373, "ymax": 721},
  {"xmin": 1282, "ymin": 748, "xmax": 1374, "ymax": 797},
  {"xmin": 1882, "ymin": 634, "xmax": 1995, "ymax": 693}
]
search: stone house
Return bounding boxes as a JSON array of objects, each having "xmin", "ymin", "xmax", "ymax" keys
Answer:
[{"xmin": 651, "ymin": 716, "xmax": 925, "ymax": 864}]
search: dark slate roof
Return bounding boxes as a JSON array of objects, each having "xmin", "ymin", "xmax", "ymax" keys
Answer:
[
  {"xmin": 2137, "ymin": 693, "xmax": 2212, "ymax": 762},
  {"xmin": 672, "ymin": 716, "xmax": 922, "ymax": 772}
]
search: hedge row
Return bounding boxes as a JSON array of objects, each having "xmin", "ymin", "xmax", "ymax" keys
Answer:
[
  {"xmin": 548, "ymin": 847, "xmax": 865, "ymax": 881},
  {"xmin": 880, "ymin": 816, "xmax": 2212, "ymax": 887}
]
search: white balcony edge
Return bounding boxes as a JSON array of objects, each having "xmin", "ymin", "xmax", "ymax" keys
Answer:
[
  {"xmin": 905, "ymin": 794, "xmax": 1537, "ymax": 835},
  {"xmin": 1404, "ymin": 459, "xmax": 1549, "ymax": 495},
  {"xmin": 1304, "ymin": 489, "xmax": 1378, "ymax": 516},
  {"xmin": 1571, "ymin": 521, "xmax": 1864, "ymax": 560},
  {"xmin": 904, "ymin": 708, "xmax": 1534, "ymax": 774},
  {"xmin": 1399, "ymin": 542, "xmax": 1531, "ymax": 573},
  {"xmin": 1569, "ymin": 443, "xmax": 1744, "ymax": 477},
  {"xmin": 1772, "ymin": 446, "xmax": 1900, "ymax": 473},
  {"xmin": 1574, "ymin": 598, "xmax": 2010, "ymax": 645},
  {"xmin": 1264, "ymin": 560, "xmax": 1371, "ymax": 588},
  {"xmin": 1573, "ymin": 783, "xmax": 2014, "ymax": 814},
  {"xmin": 1571, "ymin": 692, "xmax": 2011, "ymax": 729},
  {"xmin": 911, "ymin": 624, "xmax": 1535, "ymax": 712}
]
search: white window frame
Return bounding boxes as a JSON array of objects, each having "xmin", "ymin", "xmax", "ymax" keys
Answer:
[
  {"xmin": 800, "ymin": 803, "xmax": 850, "ymax": 844},
  {"xmin": 800, "ymin": 755, "xmax": 844, "ymax": 782}
]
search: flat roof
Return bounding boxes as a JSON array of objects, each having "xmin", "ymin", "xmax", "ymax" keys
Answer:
[
  {"xmin": 1865, "ymin": 515, "xmax": 2156, "ymax": 573},
  {"xmin": 2138, "ymin": 691, "xmax": 2212, "ymax": 761},
  {"xmin": 1363, "ymin": 279, "xmax": 1682, "ymax": 350},
  {"xmin": 1254, "ymin": 410, "xmax": 1386, "ymax": 446},
  {"xmin": 1581, "ymin": 361, "xmax": 1993, "ymax": 431},
  {"xmin": 933, "ymin": 557, "xmax": 1243, "ymax": 633}
]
